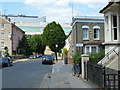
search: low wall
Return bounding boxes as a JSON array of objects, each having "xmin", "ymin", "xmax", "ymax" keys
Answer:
[
  {"xmin": 68, "ymin": 58, "xmax": 73, "ymax": 64},
  {"xmin": 10, "ymin": 55, "xmax": 25, "ymax": 60}
]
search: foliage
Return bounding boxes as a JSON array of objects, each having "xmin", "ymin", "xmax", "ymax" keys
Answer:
[
  {"xmin": 72, "ymin": 52, "xmax": 82, "ymax": 66},
  {"xmin": 42, "ymin": 21, "xmax": 66, "ymax": 52},
  {"xmin": 29, "ymin": 35, "xmax": 45, "ymax": 54},
  {"xmin": 4, "ymin": 49, "xmax": 9, "ymax": 57},
  {"xmin": 62, "ymin": 48, "xmax": 68, "ymax": 55},
  {"xmin": 18, "ymin": 35, "xmax": 45, "ymax": 56},
  {"xmin": 18, "ymin": 35, "xmax": 31, "ymax": 56},
  {"xmin": 89, "ymin": 49, "xmax": 105, "ymax": 63}
]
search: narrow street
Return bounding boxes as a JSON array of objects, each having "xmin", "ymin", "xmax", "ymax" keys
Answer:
[{"xmin": 2, "ymin": 58, "xmax": 52, "ymax": 88}]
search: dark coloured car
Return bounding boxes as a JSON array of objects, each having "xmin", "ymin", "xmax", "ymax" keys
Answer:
[
  {"xmin": 42, "ymin": 55, "xmax": 54, "ymax": 64},
  {"xmin": 38, "ymin": 54, "xmax": 43, "ymax": 57},
  {"xmin": 0, "ymin": 57, "xmax": 13, "ymax": 67}
]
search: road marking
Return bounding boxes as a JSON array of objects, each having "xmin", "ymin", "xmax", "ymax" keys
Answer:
[{"xmin": 52, "ymin": 68, "xmax": 55, "ymax": 73}]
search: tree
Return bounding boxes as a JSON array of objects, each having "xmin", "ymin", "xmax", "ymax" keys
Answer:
[
  {"xmin": 30, "ymin": 35, "xmax": 45, "ymax": 54},
  {"xmin": 18, "ymin": 35, "xmax": 45, "ymax": 56},
  {"xmin": 18, "ymin": 35, "xmax": 31, "ymax": 56},
  {"xmin": 42, "ymin": 21, "xmax": 66, "ymax": 60}
]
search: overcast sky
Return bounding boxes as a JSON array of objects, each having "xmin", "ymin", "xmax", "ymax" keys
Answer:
[{"xmin": 0, "ymin": 0, "xmax": 108, "ymax": 23}]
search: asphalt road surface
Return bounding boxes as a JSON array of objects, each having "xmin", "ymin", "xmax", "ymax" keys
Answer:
[{"xmin": 2, "ymin": 58, "xmax": 52, "ymax": 88}]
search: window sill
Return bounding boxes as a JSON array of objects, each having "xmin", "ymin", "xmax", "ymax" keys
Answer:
[
  {"xmin": 1, "ymin": 46, "xmax": 4, "ymax": 48},
  {"xmin": 1, "ymin": 38, "xmax": 4, "ymax": 40},
  {"xmin": 94, "ymin": 39, "xmax": 100, "ymax": 40},
  {"xmin": 1, "ymin": 28, "xmax": 4, "ymax": 30},
  {"xmin": 83, "ymin": 39, "xmax": 89, "ymax": 40}
]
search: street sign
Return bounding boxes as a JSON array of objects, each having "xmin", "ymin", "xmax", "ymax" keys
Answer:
[{"xmin": 76, "ymin": 44, "xmax": 83, "ymax": 47}]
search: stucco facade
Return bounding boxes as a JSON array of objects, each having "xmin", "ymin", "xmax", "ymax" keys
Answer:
[
  {"xmin": 0, "ymin": 16, "xmax": 25, "ymax": 55},
  {"xmin": 99, "ymin": 1, "xmax": 120, "ymax": 70},
  {"xmin": 100, "ymin": 1, "xmax": 120, "ymax": 54}
]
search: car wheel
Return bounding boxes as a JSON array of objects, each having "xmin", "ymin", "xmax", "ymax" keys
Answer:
[
  {"xmin": 7, "ymin": 63, "xmax": 10, "ymax": 67},
  {"xmin": 10, "ymin": 63, "xmax": 13, "ymax": 66},
  {"xmin": 72, "ymin": 72, "xmax": 76, "ymax": 76}
]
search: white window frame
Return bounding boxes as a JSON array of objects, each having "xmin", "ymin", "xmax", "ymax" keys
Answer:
[
  {"xmin": 93, "ymin": 26, "xmax": 100, "ymax": 40},
  {"xmin": 105, "ymin": 16, "xmax": 109, "ymax": 31},
  {"xmin": 0, "ymin": 24, "xmax": 5, "ymax": 28},
  {"xmin": 112, "ymin": 15, "xmax": 118, "ymax": 41},
  {"xmin": 1, "ymin": 42, "xmax": 4, "ymax": 47},
  {"xmin": 82, "ymin": 25, "xmax": 89, "ymax": 40},
  {"xmin": 85, "ymin": 45, "xmax": 98, "ymax": 54},
  {"xmin": 0, "ymin": 33, "xmax": 4, "ymax": 38}
]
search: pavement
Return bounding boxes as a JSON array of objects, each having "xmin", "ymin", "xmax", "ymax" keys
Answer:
[
  {"xmin": 13, "ymin": 58, "xmax": 31, "ymax": 63},
  {"xmin": 40, "ymin": 59, "xmax": 98, "ymax": 89}
]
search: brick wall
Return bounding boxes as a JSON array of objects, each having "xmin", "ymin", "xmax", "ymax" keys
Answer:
[{"xmin": 68, "ymin": 58, "xmax": 73, "ymax": 64}]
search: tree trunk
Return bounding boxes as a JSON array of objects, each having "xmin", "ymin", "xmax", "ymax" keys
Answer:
[{"xmin": 55, "ymin": 51, "xmax": 58, "ymax": 62}]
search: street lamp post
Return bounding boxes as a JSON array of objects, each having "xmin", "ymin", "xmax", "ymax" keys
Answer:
[{"xmin": 55, "ymin": 44, "xmax": 58, "ymax": 62}]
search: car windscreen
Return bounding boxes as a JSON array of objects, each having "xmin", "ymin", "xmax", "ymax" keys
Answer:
[
  {"xmin": 1, "ymin": 57, "xmax": 8, "ymax": 62},
  {"xmin": 43, "ymin": 56, "xmax": 52, "ymax": 59}
]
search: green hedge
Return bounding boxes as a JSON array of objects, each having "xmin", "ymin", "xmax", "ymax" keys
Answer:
[
  {"xmin": 72, "ymin": 50, "xmax": 105, "ymax": 65},
  {"xmin": 89, "ymin": 50, "xmax": 105, "ymax": 63}
]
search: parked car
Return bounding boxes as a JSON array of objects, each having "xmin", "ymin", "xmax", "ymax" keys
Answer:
[
  {"xmin": 29, "ymin": 55, "xmax": 36, "ymax": 59},
  {"xmin": 42, "ymin": 55, "xmax": 54, "ymax": 64},
  {"xmin": 38, "ymin": 54, "xmax": 43, "ymax": 57},
  {"xmin": 0, "ymin": 57, "xmax": 13, "ymax": 67}
]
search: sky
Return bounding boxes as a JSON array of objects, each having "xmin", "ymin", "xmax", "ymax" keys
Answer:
[{"xmin": 0, "ymin": 0, "xmax": 108, "ymax": 23}]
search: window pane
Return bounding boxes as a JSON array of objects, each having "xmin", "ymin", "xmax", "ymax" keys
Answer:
[
  {"xmin": 94, "ymin": 29, "xmax": 99, "ymax": 39},
  {"xmin": 1, "ymin": 33, "xmax": 4, "ymax": 38},
  {"xmin": 86, "ymin": 47, "xmax": 90, "ymax": 53},
  {"xmin": 91, "ymin": 47, "xmax": 96, "ymax": 53},
  {"xmin": 83, "ymin": 29, "xmax": 88, "ymax": 39},
  {"xmin": 1, "ymin": 42, "xmax": 4, "ymax": 47},
  {"xmin": 0, "ymin": 24, "xmax": 5, "ymax": 28},
  {"xmin": 114, "ymin": 28, "xmax": 117, "ymax": 40},
  {"xmin": 113, "ymin": 16, "xmax": 117, "ymax": 27}
]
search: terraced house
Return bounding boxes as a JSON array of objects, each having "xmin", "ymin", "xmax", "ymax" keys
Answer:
[
  {"xmin": 65, "ymin": 16, "xmax": 104, "ymax": 63},
  {"xmin": 0, "ymin": 16, "xmax": 25, "ymax": 56},
  {"xmin": 71, "ymin": 16, "xmax": 104, "ymax": 54}
]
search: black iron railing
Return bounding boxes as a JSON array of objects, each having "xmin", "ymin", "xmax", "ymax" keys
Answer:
[{"xmin": 86, "ymin": 61, "xmax": 120, "ymax": 89}]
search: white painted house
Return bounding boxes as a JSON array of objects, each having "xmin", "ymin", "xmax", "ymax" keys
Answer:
[{"xmin": 99, "ymin": 1, "xmax": 120, "ymax": 70}]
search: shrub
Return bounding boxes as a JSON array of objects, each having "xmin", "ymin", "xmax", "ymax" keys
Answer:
[
  {"xmin": 72, "ymin": 52, "xmax": 82, "ymax": 65},
  {"xmin": 89, "ymin": 50, "xmax": 105, "ymax": 63},
  {"xmin": 62, "ymin": 48, "xmax": 68, "ymax": 55}
]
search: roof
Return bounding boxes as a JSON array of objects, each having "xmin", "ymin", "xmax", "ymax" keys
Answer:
[
  {"xmin": 100, "ymin": 1, "xmax": 120, "ymax": 13},
  {"xmin": 100, "ymin": 2, "xmax": 114, "ymax": 13},
  {"xmin": 12, "ymin": 23, "xmax": 25, "ymax": 33},
  {"xmin": 0, "ymin": 16, "xmax": 25, "ymax": 33},
  {"xmin": 72, "ymin": 16, "xmax": 104, "ymax": 26}
]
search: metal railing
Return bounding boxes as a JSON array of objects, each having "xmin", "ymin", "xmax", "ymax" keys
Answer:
[
  {"xmin": 98, "ymin": 45, "xmax": 119, "ymax": 65},
  {"xmin": 87, "ymin": 61, "xmax": 120, "ymax": 89}
]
